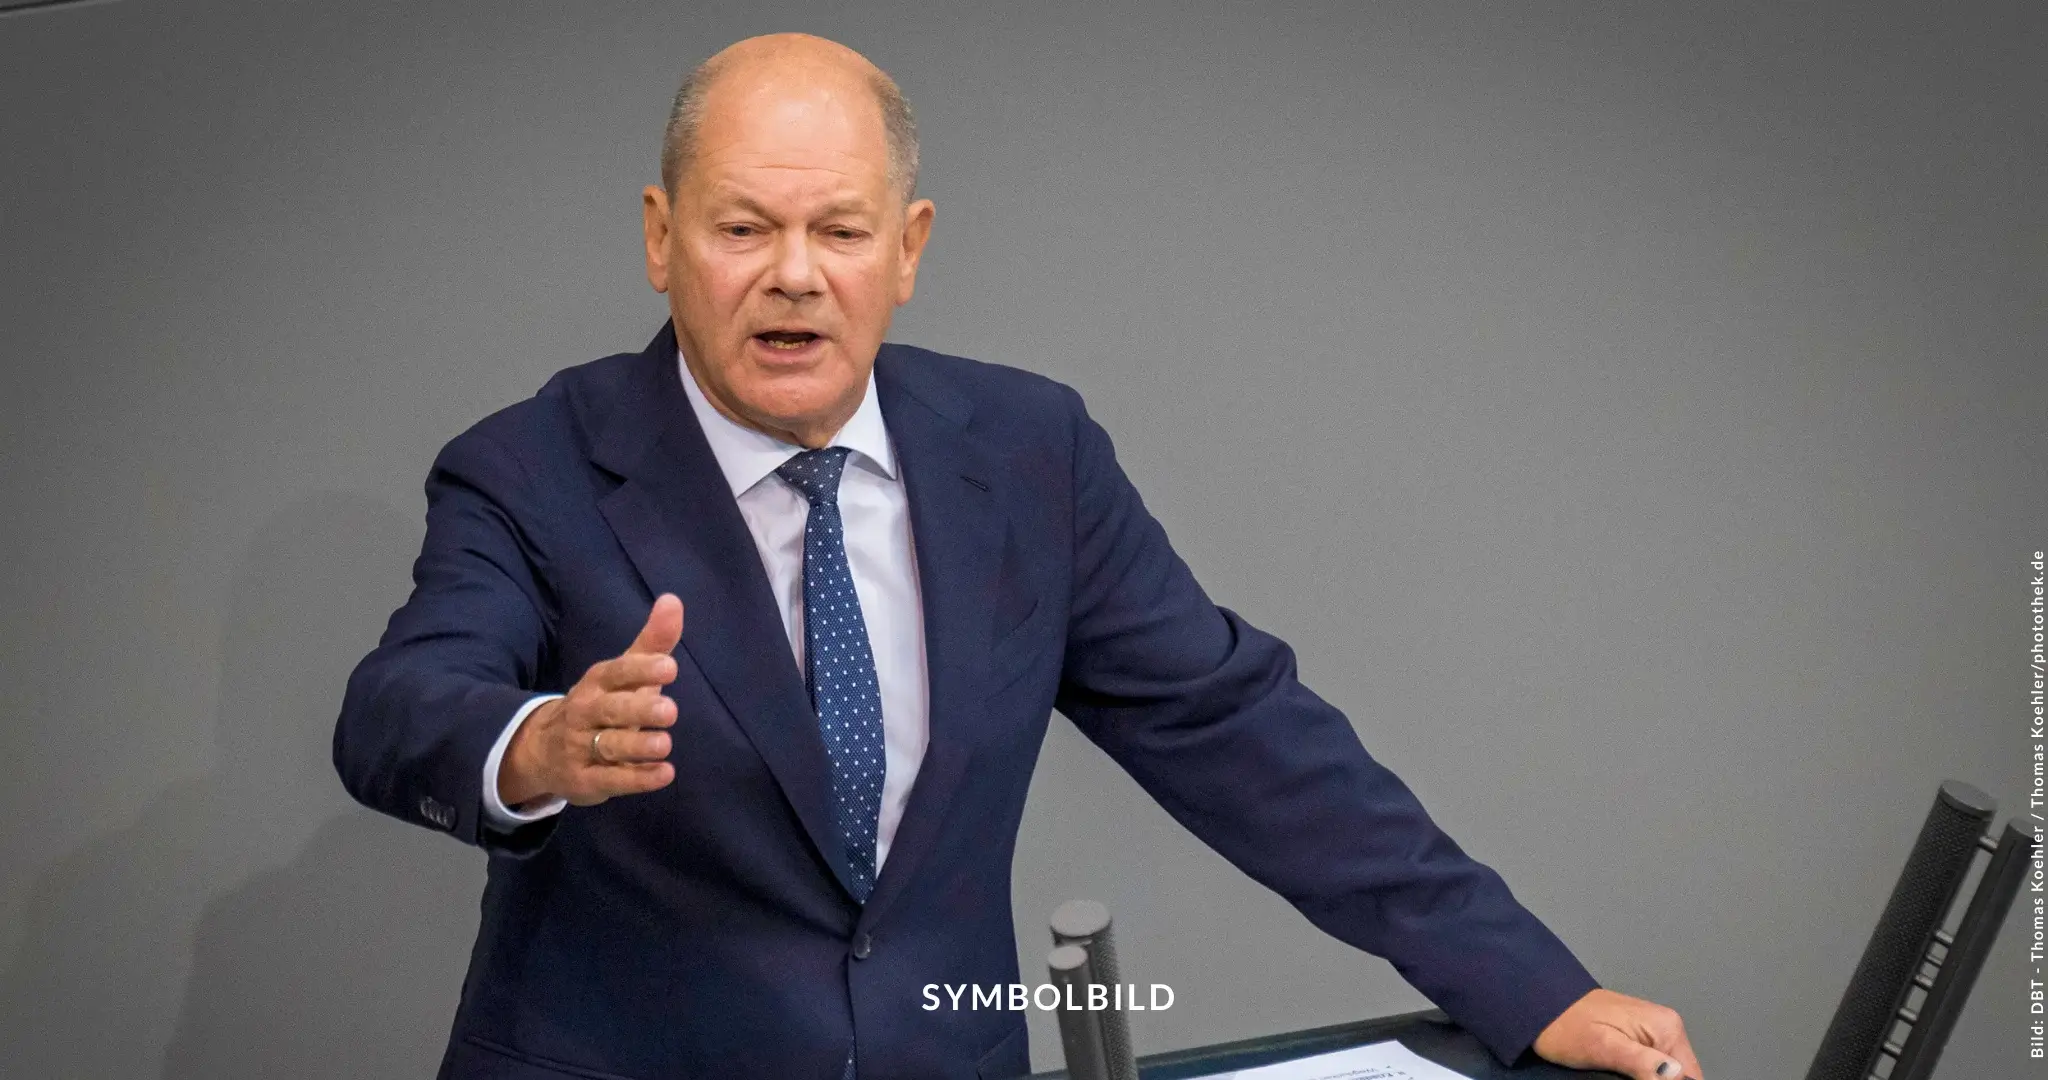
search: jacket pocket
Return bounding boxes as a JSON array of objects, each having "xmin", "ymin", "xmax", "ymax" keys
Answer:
[{"xmin": 986, "ymin": 590, "xmax": 1057, "ymax": 699}]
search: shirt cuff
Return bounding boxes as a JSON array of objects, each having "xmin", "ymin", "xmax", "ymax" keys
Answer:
[{"xmin": 482, "ymin": 693, "xmax": 568, "ymax": 828}]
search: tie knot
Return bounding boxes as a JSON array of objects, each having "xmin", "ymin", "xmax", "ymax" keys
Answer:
[{"xmin": 775, "ymin": 446, "xmax": 853, "ymax": 505}]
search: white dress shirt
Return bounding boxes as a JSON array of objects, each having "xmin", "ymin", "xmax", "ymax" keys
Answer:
[{"xmin": 481, "ymin": 352, "xmax": 932, "ymax": 873}]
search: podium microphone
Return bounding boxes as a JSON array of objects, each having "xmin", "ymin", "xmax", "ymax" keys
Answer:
[
  {"xmin": 1048, "ymin": 944, "xmax": 1112, "ymax": 1080},
  {"xmin": 1049, "ymin": 900, "xmax": 1138, "ymax": 1080}
]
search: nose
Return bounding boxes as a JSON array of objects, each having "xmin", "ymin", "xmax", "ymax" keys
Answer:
[{"xmin": 766, "ymin": 227, "xmax": 824, "ymax": 301}]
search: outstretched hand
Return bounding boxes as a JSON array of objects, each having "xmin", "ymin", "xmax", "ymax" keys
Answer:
[
  {"xmin": 498, "ymin": 594, "xmax": 684, "ymax": 808},
  {"xmin": 1532, "ymin": 988, "xmax": 1703, "ymax": 1080}
]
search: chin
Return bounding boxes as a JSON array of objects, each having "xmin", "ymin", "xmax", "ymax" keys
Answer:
[{"xmin": 732, "ymin": 375, "xmax": 860, "ymax": 438}]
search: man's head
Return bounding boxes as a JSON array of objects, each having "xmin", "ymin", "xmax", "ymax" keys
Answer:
[{"xmin": 643, "ymin": 33, "xmax": 935, "ymax": 448}]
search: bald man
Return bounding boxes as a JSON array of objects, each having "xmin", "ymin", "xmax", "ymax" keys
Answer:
[{"xmin": 336, "ymin": 33, "xmax": 1703, "ymax": 1080}]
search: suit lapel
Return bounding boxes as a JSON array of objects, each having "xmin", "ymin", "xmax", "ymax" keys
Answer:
[
  {"xmin": 858, "ymin": 344, "xmax": 1005, "ymax": 931},
  {"xmin": 591, "ymin": 324, "xmax": 857, "ymax": 898}
]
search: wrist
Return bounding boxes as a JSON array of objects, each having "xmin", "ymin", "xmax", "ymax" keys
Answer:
[{"xmin": 497, "ymin": 699, "xmax": 560, "ymax": 808}]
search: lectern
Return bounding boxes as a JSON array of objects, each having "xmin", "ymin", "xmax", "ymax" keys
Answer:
[{"xmin": 1034, "ymin": 780, "xmax": 2036, "ymax": 1080}]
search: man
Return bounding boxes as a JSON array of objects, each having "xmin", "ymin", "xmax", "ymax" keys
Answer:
[{"xmin": 334, "ymin": 32, "xmax": 1704, "ymax": 1080}]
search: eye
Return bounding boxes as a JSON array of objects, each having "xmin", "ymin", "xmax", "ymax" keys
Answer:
[
  {"xmin": 827, "ymin": 227, "xmax": 866, "ymax": 241},
  {"xmin": 722, "ymin": 223, "xmax": 761, "ymax": 238}
]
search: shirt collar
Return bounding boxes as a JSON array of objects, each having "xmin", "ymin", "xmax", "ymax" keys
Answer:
[{"xmin": 677, "ymin": 349, "xmax": 898, "ymax": 498}]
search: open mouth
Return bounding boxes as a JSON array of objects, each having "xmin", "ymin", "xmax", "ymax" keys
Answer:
[{"xmin": 754, "ymin": 330, "xmax": 822, "ymax": 351}]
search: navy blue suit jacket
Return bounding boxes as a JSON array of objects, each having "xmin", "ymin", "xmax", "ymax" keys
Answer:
[{"xmin": 334, "ymin": 322, "xmax": 1598, "ymax": 1080}]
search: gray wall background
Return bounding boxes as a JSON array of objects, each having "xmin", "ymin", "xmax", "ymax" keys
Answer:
[{"xmin": 2, "ymin": 1, "xmax": 2041, "ymax": 1076}]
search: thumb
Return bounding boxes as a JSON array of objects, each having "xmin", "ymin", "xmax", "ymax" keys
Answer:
[
  {"xmin": 627, "ymin": 593, "xmax": 684, "ymax": 655},
  {"xmin": 1589, "ymin": 1026, "xmax": 1687, "ymax": 1080}
]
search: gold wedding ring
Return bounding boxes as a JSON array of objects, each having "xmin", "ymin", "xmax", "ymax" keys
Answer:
[{"xmin": 591, "ymin": 728, "xmax": 613, "ymax": 765}]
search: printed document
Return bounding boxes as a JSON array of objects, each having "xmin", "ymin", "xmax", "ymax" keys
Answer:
[{"xmin": 1190, "ymin": 1038, "xmax": 1475, "ymax": 1080}]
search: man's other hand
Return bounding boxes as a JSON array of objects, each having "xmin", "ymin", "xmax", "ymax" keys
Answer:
[
  {"xmin": 1532, "ymin": 987, "xmax": 1703, "ymax": 1080},
  {"xmin": 499, "ymin": 594, "xmax": 684, "ymax": 808}
]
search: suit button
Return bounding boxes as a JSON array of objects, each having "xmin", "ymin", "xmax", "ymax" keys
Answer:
[{"xmin": 852, "ymin": 933, "xmax": 873, "ymax": 960}]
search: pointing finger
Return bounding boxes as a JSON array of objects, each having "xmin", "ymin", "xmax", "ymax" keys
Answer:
[{"xmin": 587, "ymin": 653, "xmax": 677, "ymax": 692}]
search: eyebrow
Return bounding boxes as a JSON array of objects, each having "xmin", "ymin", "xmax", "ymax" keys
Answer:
[{"xmin": 715, "ymin": 191, "xmax": 877, "ymax": 220}]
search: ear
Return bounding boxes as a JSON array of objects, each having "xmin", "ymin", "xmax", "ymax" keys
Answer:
[
  {"xmin": 642, "ymin": 185, "xmax": 674, "ymax": 294},
  {"xmin": 894, "ymin": 198, "xmax": 935, "ymax": 305}
]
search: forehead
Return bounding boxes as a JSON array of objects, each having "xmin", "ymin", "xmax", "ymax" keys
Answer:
[{"xmin": 691, "ymin": 75, "xmax": 891, "ymax": 198}]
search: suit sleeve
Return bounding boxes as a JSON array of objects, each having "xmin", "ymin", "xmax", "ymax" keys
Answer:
[
  {"xmin": 1049, "ymin": 385, "xmax": 1599, "ymax": 1067},
  {"xmin": 333, "ymin": 426, "xmax": 562, "ymax": 857}
]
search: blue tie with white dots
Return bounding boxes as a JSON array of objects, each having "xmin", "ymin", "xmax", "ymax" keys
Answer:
[{"xmin": 776, "ymin": 447, "xmax": 887, "ymax": 906}]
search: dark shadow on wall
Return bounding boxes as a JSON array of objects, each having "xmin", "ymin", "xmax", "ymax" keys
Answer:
[{"xmin": 0, "ymin": 494, "xmax": 487, "ymax": 1078}]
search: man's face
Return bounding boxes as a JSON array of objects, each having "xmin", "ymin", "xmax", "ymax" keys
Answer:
[{"xmin": 643, "ymin": 73, "xmax": 934, "ymax": 447}]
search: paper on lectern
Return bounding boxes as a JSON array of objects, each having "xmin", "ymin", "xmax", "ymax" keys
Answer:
[{"xmin": 1189, "ymin": 1038, "xmax": 1476, "ymax": 1080}]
